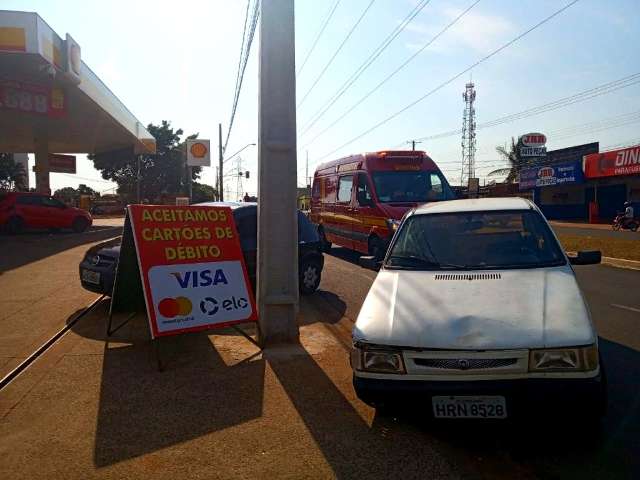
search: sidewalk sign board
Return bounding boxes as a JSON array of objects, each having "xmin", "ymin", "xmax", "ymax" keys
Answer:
[{"xmin": 111, "ymin": 204, "xmax": 257, "ymax": 339}]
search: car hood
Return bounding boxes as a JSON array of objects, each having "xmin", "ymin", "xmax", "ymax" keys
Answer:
[
  {"xmin": 353, "ymin": 265, "xmax": 595, "ymax": 350},
  {"xmin": 378, "ymin": 203, "xmax": 418, "ymax": 220}
]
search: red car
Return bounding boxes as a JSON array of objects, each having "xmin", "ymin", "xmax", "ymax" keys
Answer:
[{"xmin": 0, "ymin": 192, "xmax": 93, "ymax": 233}]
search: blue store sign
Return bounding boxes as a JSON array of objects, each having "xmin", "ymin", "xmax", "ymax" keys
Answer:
[{"xmin": 519, "ymin": 160, "xmax": 584, "ymax": 190}]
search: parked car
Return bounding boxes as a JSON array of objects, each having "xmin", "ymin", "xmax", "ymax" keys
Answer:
[
  {"xmin": 79, "ymin": 202, "xmax": 324, "ymax": 296},
  {"xmin": 309, "ymin": 150, "xmax": 455, "ymax": 258},
  {"xmin": 353, "ymin": 197, "xmax": 606, "ymax": 421},
  {"xmin": 0, "ymin": 192, "xmax": 93, "ymax": 233}
]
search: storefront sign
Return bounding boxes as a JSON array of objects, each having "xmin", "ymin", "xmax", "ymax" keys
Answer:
[
  {"xmin": 0, "ymin": 80, "xmax": 65, "ymax": 117},
  {"xmin": 48, "ymin": 154, "xmax": 76, "ymax": 173},
  {"xmin": 583, "ymin": 145, "xmax": 640, "ymax": 178},
  {"xmin": 519, "ymin": 160, "xmax": 584, "ymax": 190},
  {"xmin": 519, "ymin": 132, "xmax": 547, "ymax": 157},
  {"xmin": 128, "ymin": 205, "xmax": 256, "ymax": 338}
]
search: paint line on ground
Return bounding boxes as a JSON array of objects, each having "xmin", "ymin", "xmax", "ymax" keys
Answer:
[{"xmin": 611, "ymin": 303, "xmax": 640, "ymax": 314}]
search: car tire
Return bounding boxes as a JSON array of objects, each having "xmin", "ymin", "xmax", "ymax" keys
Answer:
[
  {"xmin": 368, "ymin": 235, "xmax": 385, "ymax": 260},
  {"xmin": 299, "ymin": 257, "xmax": 322, "ymax": 294},
  {"xmin": 6, "ymin": 216, "xmax": 24, "ymax": 234},
  {"xmin": 72, "ymin": 217, "xmax": 89, "ymax": 233},
  {"xmin": 318, "ymin": 227, "xmax": 332, "ymax": 252}
]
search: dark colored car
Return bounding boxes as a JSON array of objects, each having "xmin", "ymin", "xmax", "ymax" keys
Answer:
[
  {"xmin": 79, "ymin": 202, "xmax": 324, "ymax": 296},
  {"xmin": 1, "ymin": 192, "xmax": 93, "ymax": 234}
]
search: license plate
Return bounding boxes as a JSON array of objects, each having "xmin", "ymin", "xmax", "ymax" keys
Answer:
[
  {"xmin": 432, "ymin": 396, "xmax": 507, "ymax": 419},
  {"xmin": 81, "ymin": 269, "xmax": 101, "ymax": 285}
]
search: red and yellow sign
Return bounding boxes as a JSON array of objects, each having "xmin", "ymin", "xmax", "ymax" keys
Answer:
[
  {"xmin": 128, "ymin": 205, "xmax": 257, "ymax": 338},
  {"xmin": 584, "ymin": 145, "xmax": 640, "ymax": 178},
  {"xmin": 0, "ymin": 80, "xmax": 66, "ymax": 118},
  {"xmin": 0, "ymin": 27, "xmax": 26, "ymax": 52}
]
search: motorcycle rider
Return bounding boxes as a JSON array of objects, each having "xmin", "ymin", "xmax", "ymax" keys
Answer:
[{"xmin": 622, "ymin": 201, "xmax": 635, "ymax": 229}]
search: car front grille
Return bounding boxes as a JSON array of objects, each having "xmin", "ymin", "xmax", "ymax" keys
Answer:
[{"xmin": 413, "ymin": 358, "xmax": 517, "ymax": 370}]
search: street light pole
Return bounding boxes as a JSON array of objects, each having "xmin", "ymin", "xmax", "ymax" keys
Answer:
[{"xmin": 257, "ymin": 0, "xmax": 299, "ymax": 345}]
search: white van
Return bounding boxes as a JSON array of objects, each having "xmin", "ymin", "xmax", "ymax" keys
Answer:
[{"xmin": 352, "ymin": 198, "xmax": 606, "ymax": 420}]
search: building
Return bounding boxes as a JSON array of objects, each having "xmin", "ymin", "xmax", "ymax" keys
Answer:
[{"xmin": 519, "ymin": 142, "xmax": 640, "ymax": 222}]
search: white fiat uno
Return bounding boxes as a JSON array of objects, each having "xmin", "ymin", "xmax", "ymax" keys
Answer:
[{"xmin": 352, "ymin": 198, "xmax": 606, "ymax": 420}]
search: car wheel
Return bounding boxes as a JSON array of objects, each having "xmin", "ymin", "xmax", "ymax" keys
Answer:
[
  {"xmin": 368, "ymin": 235, "xmax": 385, "ymax": 260},
  {"xmin": 299, "ymin": 257, "xmax": 322, "ymax": 294},
  {"xmin": 6, "ymin": 216, "xmax": 24, "ymax": 234},
  {"xmin": 318, "ymin": 227, "xmax": 332, "ymax": 252},
  {"xmin": 72, "ymin": 217, "xmax": 89, "ymax": 233}
]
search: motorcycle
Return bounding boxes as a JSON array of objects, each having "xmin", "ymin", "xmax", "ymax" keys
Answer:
[{"xmin": 612, "ymin": 214, "xmax": 639, "ymax": 231}]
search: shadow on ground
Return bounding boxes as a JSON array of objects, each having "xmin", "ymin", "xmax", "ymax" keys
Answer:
[
  {"xmin": 85, "ymin": 312, "xmax": 265, "ymax": 467},
  {"xmin": 0, "ymin": 226, "xmax": 122, "ymax": 272},
  {"xmin": 419, "ymin": 337, "xmax": 640, "ymax": 479}
]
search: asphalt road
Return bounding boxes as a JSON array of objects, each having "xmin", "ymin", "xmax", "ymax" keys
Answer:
[
  {"xmin": 553, "ymin": 225, "xmax": 639, "ymax": 239},
  {"xmin": 317, "ymin": 247, "xmax": 640, "ymax": 480}
]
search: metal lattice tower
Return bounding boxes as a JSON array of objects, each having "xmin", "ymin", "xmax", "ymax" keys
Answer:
[{"xmin": 460, "ymin": 82, "xmax": 477, "ymax": 187}]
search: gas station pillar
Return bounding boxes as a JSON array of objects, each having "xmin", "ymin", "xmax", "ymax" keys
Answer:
[
  {"xmin": 34, "ymin": 136, "xmax": 50, "ymax": 195},
  {"xmin": 257, "ymin": 0, "xmax": 299, "ymax": 346}
]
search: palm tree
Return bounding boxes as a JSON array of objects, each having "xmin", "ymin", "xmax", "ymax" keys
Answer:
[{"xmin": 487, "ymin": 137, "xmax": 525, "ymax": 183}]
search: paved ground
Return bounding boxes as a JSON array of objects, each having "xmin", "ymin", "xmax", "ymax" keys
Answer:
[
  {"xmin": 0, "ymin": 224, "xmax": 122, "ymax": 378},
  {"xmin": 1, "ymin": 225, "xmax": 638, "ymax": 479}
]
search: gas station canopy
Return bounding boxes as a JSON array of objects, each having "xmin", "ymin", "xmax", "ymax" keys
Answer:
[{"xmin": 0, "ymin": 10, "xmax": 156, "ymax": 155}]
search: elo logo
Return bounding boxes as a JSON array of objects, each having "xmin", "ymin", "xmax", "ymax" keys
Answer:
[
  {"xmin": 171, "ymin": 269, "xmax": 228, "ymax": 288},
  {"xmin": 199, "ymin": 296, "xmax": 249, "ymax": 315}
]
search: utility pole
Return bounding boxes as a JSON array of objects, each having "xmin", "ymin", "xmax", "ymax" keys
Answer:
[
  {"xmin": 407, "ymin": 140, "xmax": 422, "ymax": 151},
  {"xmin": 218, "ymin": 123, "xmax": 224, "ymax": 202},
  {"xmin": 305, "ymin": 150, "xmax": 309, "ymax": 187},
  {"xmin": 257, "ymin": 0, "xmax": 299, "ymax": 345},
  {"xmin": 460, "ymin": 81, "xmax": 477, "ymax": 189}
]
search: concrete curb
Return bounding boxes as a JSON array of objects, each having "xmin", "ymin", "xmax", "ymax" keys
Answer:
[{"xmin": 567, "ymin": 252, "xmax": 640, "ymax": 271}]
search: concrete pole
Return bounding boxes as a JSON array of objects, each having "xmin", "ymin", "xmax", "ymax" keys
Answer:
[
  {"xmin": 34, "ymin": 135, "xmax": 50, "ymax": 195},
  {"xmin": 218, "ymin": 123, "xmax": 224, "ymax": 202},
  {"xmin": 257, "ymin": 0, "xmax": 299, "ymax": 345}
]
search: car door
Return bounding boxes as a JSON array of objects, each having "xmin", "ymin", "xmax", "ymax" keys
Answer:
[
  {"xmin": 351, "ymin": 172, "xmax": 379, "ymax": 254},
  {"xmin": 15, "ymin": 195, "xmax": 45, "ymax": 227},
  {"xmin": 332, "ymin": 174, "xmax": 355, "ymax": 250},
  {"xmin": 40, "ymin": 196, "xmax": 71, "ymax": 228}
]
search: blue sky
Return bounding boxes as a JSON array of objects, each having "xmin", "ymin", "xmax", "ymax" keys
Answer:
[{"xmin": 5, "ymin": 0, "xmax": 640, "ymax": 196}]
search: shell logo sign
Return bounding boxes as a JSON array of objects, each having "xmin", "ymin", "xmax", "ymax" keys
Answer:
[{"xmin": 186, "ymin": 139, "xmax": 211, "ymax": 167}]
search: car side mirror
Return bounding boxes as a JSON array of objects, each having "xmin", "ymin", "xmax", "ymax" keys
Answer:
[
  {"xmin": 359, "ymin": 255, "xmax": 380, "ymax": 271},
  {"xmin": 569, "ymin": 250, "xmax": 601, "ymax": 265}
]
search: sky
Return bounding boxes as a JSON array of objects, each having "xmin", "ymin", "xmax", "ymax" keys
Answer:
[{"xmin": 4, "ymin": 0, "xmax": 640, "ymax": 196}]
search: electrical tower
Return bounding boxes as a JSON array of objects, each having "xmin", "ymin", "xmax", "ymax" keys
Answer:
[{"xmin": 460, "ymin": 81, "xmax": 477, "ymax": 187}]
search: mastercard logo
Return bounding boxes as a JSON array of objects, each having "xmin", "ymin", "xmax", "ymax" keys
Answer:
[
  {"xmin": 190, "ymin": 142, "xmax": 208, "ymax": 158},
  {"xmin": 158, "ymin": 296, "xmax": 192, "ymax": 318}
]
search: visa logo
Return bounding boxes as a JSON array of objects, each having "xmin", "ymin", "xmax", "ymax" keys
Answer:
[{"xmin": 171, "ymin": 269, "xmax": 228, "ymax": 288}]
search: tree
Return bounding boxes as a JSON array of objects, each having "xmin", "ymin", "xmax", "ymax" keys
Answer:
[
  {"xmin": 77, "ymin": 184, "xmax": 99, "ymax": 198},
  {"xmin": 192, "ymin": 182, "xmax": 218, "ymax": 203},
  {"xmin": 89, "ymin": 121, "xmax": 201, "ymax": 202},
  {"xmin": 0, "ymin": 153, "xmax": 27, "ymax": 191},
  {"xmin": 54, "ymin": 184, "xmax": 100, "ymax": 205},
  {"xmin": 487, "ymin": 137, "xmax": 525, "ymax": 184}
]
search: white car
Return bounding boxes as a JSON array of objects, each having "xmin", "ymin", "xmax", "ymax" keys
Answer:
[{"xmin": 352, "ymin": 197, "xmax": 606, "ymax": 420}]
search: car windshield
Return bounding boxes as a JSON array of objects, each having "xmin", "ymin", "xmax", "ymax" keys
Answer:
[
  {"xmin": 386, "ymin": 210, "xmax": 566, "ymax": 270},
  {"xmin": 372, "ymin": 171, "xmax": 455, "ymax": 203}
]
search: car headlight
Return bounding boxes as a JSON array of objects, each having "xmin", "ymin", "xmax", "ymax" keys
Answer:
[
  {"xmin": 351, "ymin": 344, "xmax": 406, "ymax": 374},
  {"xmin": 385, "ymin": 218, "xmax": 401, "ymax": 231},
  {"xmin": 529, "ymin": 345, "xmax": 599, "ymax": 372}
]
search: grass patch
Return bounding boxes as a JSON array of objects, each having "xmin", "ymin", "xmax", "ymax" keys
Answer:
[{"xmin": 557, "ymin": 233, "xmax": 640, "ymax": 261}]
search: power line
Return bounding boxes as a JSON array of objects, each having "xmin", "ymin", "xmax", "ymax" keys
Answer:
[
  {"xmin": 296, "ymin": 0, "xmax": 341, "ymax": 77},
  {"xmin": 301, "ymin": 0, "xmax": 481, "ymax": 149},
  {"xmin": 312, "ymin": 0, "xmax": 581, "ymax": 165},
  {"xmin": 411, "ymin": 72, "xmax": 640, "ymax": 143},
  {"xmin": 296, "ymin": 0, "xmax": 376, "ymax": 109},
  {"xmin": 224, "ymin": 0, "xmax": 260, "ymax": 154},
  {"xmin": 299, "ymin": 0, "xmax": 435, "ymax": 135}
]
